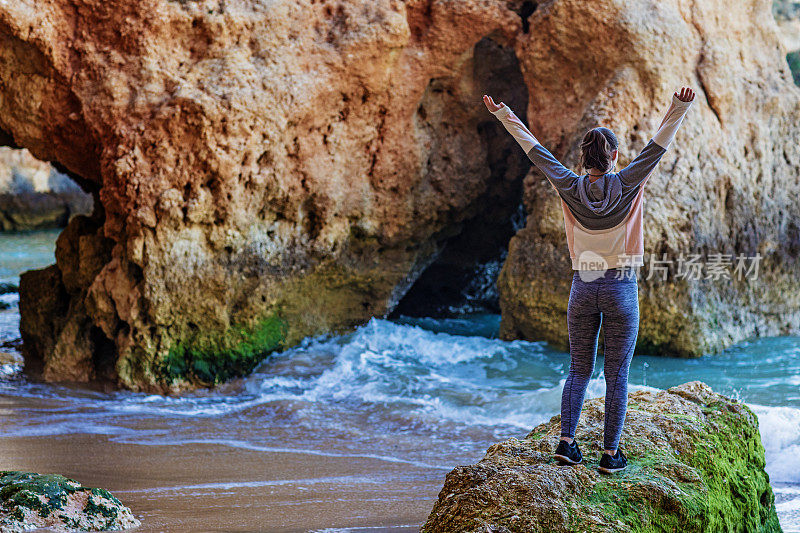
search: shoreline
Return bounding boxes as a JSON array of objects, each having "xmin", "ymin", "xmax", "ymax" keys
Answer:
[
  {"xmin": 2, "ymin": 429, "xmax": 798, "ymax": 532},
  {"xmin": 0, "ymin": 433, "xmax": 447, "ymax": 532}
]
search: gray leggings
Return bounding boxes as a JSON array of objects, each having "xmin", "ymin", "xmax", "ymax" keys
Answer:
[{"xmin": 560, "ymin": 267, "xmax": 639, "ymax": 450}]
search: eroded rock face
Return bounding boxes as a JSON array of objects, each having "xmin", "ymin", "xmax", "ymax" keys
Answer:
[
  {"xmin": 0, "ymin": 0, "xmax": 533, "ymax": 390},
  {"xmin": 497, "ymin": 0, "xmax": 800, "ymax": 356},
  {"xmin": 422, "ymin": 381, "xmax": 780, "ymax": 533},
  {"xmin": 0, "ymin": 147, "xmax": 92, "ymax": 231},
  {"xmin": 0, "ymin": 471, "xmax": 140, "ymax": 532}
]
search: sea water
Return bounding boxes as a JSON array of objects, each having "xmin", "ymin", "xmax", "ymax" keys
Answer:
[{"xmin": 1, "ymin": 230, "xmax": 798, "ymax": 531}]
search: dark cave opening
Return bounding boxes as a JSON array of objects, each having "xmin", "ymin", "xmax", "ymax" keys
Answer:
[
  {"xmin": 391, "ymin": 36, "xmax": 531, "ymax": 318},
  {"xmin": 90, "ymin": 325, "xmax": 119, "ymax": 384}
]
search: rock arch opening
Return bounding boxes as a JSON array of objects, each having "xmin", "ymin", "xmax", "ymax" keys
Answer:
[
  {"xmin": 0, "ymin": 147, "xmax": 93, "ymax": 231},
  {"xmin": 0, "ymin": 135, "xmax": 117, "ymax": 385},
  {"xmin": 0, "ymin": 144, "xmax": 105, "ymax": 379},
  {"xmin": 391, "ymin": 36, "xmax": 531, "ymax": 318}
]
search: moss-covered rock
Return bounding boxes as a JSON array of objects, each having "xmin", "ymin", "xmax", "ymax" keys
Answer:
[
  {"xmin": 422, "ymin": 381, "xmax": 780, "ymax": 533},
  {"xmin": 156, "ymin": 311, "xmax": 289, "ymax": 388},
  {"xmin": 0, "ymin": 471, "xmax": 139, "ymax": 532}
]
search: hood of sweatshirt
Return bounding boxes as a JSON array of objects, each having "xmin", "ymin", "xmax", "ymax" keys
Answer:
[{"xmin": 576, "ymin": 174, "xmax": 623, "ymax": 215}]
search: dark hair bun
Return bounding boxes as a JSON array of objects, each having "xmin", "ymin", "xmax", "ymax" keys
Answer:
[{"xmin": 580, "ymin": 127, "xmax": 619, "ymax": 173}]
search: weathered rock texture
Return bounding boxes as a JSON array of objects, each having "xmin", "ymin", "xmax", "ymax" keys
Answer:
[
  {"xmin": 0, "ymin": 147, "xmax": 92, "ymax": 231},
  {"xmin": 497, "ymin": 0, "xmax": 800, "ymax": 356},
  {"xmin": 0, "ymin": 471, "xmax": 139, "ymax": 532},
  {"xmin": 422, "ymin": 381, "xmax": 780, "ymax": 533},
  {"xmin": 1, "ymin": 0, "xmax": 532, "ymax": 390}
]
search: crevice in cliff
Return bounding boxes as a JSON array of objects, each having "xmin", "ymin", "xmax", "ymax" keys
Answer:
[
  {"xmin": 407, "ymin": 0, "xmax": 435, "ymax": 42},
  {"xmin": 14, "ymin": 150, "xmax": 117, "ymax": 386},
  {"xmin": 689, "ymin": 0, "xmax": 722, "ymax": 126},
  {"xmin": 509, "ymin": 1, "xmax": 538, "ymax": 34},
  {"xmin": 391, "ymin": 36, "xmax": 531, "ymax": 317},
  {"xmin": 695, "ymin": 61, "xmax": 722, "ymax": 126},
  {"xmin": 90, "ymin": 325, "xmax": 119, "ymax": 384},
  {"xmin": 0, "ymin": 127, "xmax": 19, "ymax": 149}
]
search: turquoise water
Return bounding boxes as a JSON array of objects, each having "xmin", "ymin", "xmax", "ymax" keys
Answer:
[
  {"xmin": 0, "ymin": 229, "xmax": 59, "ymax": 348},
  {"xmin": 0, "ymin": 228, "xmax": 60, "ymax": 283},
  {"xmin": 1, "ymin": 230, "xmax": 799, "ymax": 531}
]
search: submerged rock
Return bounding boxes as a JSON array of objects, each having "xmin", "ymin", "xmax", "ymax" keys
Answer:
[
  {"xmin": 0, "ymin": 282, "xmax": 18, "ymax": 295},
  {"xmin": 422, "ymin": 381, "xmax": 780, "ymax": 533},
  {"xmin": 0, "ymin": 471, "xmax": 139, "ymax": 532}
]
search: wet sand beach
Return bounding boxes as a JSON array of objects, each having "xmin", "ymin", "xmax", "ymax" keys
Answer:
[{"xmin": 0, "ymin": 431, "xmax": 442, "ymax": 532}]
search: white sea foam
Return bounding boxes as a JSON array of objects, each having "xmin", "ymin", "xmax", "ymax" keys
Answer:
[
  {"xmin": 751, "ymin": 404, "xmax": 800, "ymax": 483},
  {"xmin": 114, "ymin": 475, "xmax": 382, "ymax": 495}
]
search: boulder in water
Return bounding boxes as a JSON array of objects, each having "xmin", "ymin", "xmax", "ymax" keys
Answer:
[
  {"xmin": 422, "ymin": 381, "xmax": 780, "ymax": 533},
  {"xmin": 0, "ymin": 471, "xmax": 139, "ymax": 532}
]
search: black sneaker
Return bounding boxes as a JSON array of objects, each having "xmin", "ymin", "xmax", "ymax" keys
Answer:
[
  {"xmin": 553, "ymin": 439, "xmax": 583, "ymax": 465},
  {"xmin": 598, "ymin": 449, "xmax": 628, "ymax": 473}
]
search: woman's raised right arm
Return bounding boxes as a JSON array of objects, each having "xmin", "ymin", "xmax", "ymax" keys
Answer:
[{"xmin": 488, "ymin": 99, "xmax": 578, "ymax": 190}]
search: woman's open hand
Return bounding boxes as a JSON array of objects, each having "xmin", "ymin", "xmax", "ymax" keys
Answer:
[
  {"xmin": 483, "ymin": 94, "xmax": 504, "ymax": 113},
  {"xmin": 675, "ymin": 86, "xmax": 695, "ymax": 103}
]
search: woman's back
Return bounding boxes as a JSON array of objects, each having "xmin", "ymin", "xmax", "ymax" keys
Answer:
[{"xmin": 489, "ymin": 92, "xmax": 694, "ymax": 270}]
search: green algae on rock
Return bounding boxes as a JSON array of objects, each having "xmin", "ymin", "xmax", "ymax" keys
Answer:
[
  {"xmin": 0, "ymin": 471, "xmax": 139, "ymax": 532},
  {"xmin": 421, "ymin": 381, "xmax": 781, "ymax": 533},
  {"xmin": 155, "ymin": 311, "xmax": 289, "ymax": 388}
]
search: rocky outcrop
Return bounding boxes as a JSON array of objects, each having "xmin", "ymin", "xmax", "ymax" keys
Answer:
[
  {"xmin": 422, "ymin": 381, "xmax": 780, "ymax": 533},
  {"xmin": 0, "ymin": 147, "xmax": 92, "ymax": 231},
  {"xmin": 774, "ymin": 0, "xmax": 800, "ymax": 52},
  {"xmin": 497, "ymin": 0, "xmax": 800, "ymax": 356},
  {"xmin": 0, "ymin": 471, "xmax": 139, "ymax": 532},
  {"xmin": 1, "ymin": 0, "xmax": 531, "ymax": 391},
  {"xmin": 1, "ymin": 0, "xmax": 799, "ymax": 390}
]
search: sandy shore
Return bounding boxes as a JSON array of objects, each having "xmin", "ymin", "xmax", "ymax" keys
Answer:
[{"xmin": 0, "ymin": 433, "xmax": 448, "ymax": 532}]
